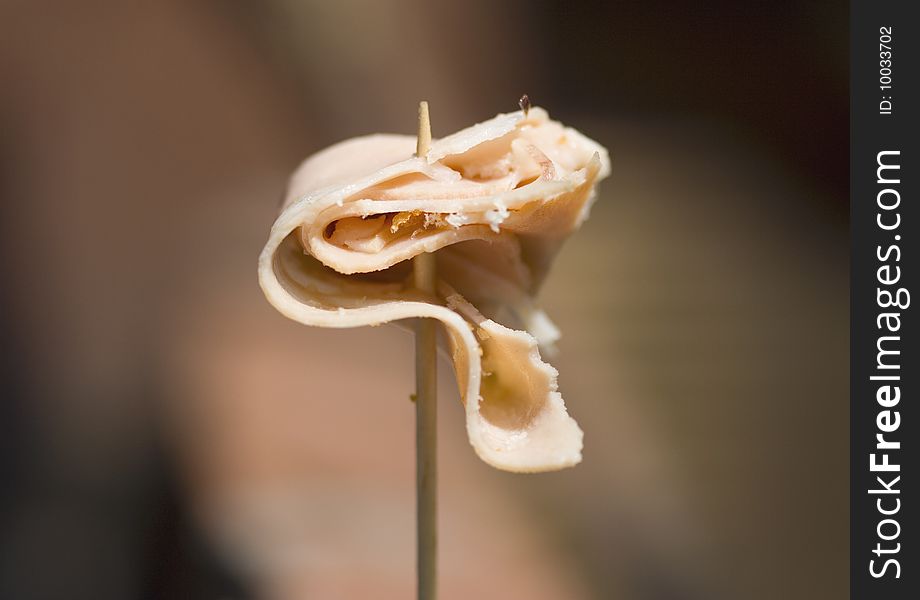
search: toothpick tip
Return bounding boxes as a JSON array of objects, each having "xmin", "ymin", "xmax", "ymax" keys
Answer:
[{"xmin": 416, "ymin": 101, "xmax": 431, "ymax": 158}]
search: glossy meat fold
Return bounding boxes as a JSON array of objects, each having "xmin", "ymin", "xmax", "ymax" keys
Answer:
[{"xmin": 258, "ymin": 107, "xmax": 610, "ymax": 471}]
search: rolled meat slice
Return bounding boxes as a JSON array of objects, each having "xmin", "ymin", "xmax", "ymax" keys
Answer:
[{"xmin": 258, "ymin": 107, "xmax": 610, "ymax": 472}]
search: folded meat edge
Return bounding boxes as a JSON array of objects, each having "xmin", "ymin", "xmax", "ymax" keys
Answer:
[{"xmin": 257, "ymin": 109, "xmax": 594, "ymax": 472}]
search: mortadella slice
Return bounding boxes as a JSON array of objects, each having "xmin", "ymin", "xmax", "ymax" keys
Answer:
[{"xmin": 258, "ymin": 107, "xmax": 610, "ymax": 472}]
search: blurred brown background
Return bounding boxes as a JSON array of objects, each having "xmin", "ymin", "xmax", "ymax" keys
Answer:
[{"xmin": 1, "ymin": 1, "xmax": 847, "ymax": 599}]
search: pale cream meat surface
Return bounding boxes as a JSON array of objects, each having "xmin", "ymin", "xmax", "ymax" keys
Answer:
[{"xmin": 258, "ymin": 107, "xmax": 610, "ymax": 472}]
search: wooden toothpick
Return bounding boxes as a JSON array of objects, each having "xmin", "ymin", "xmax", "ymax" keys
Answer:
[
  {"xmin": 413, "ymin": 100, "xmax": 438, "ymax": 600},
  {"xmin": 417, "ymin": 101, "xmax": 432, "ymax": 158}
]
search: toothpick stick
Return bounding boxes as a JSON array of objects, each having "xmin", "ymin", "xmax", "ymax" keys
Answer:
[
  {"xmin": 414, "ymin": 100, "xmax": 438, "ymax": 600},
  {"xmin": 417, "ymin": 101, "xmax": 432, "ymax": 158}
]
